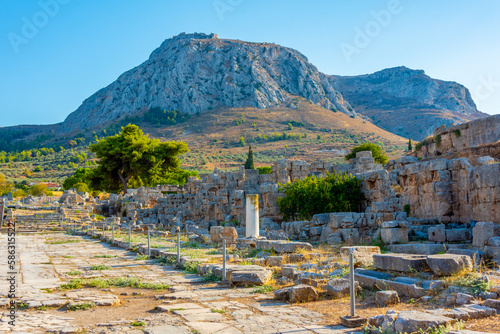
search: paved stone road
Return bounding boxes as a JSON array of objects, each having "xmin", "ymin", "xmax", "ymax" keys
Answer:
[{"xmin": 0, "ymin": 233, "xmax": 362, "ymax": 333}]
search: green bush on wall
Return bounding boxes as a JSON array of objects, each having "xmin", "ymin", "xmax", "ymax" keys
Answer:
[{"xmin": 276, "ymin": 171, "xmax": 365, "ymax": 221}]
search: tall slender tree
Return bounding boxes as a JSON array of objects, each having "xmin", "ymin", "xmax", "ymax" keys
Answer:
[{"xmin": 244, "ymin": 146, "xmax": 255, "ymax": 169}]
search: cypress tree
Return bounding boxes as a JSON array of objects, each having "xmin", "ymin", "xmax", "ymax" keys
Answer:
[
  {"xmin": 408, "ymin": 138, "xmax": 413, "ymax": 151},
  {"xmin": 244, "ymin": 146, "xmax": 254, "ymax": 169}
]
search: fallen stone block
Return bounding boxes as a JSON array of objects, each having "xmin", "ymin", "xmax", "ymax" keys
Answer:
[
  {"xmin": 373, "ymin": 254, "xmax": 430, "ymax": 272},
  {"xmin": 426, "ymin": 254, "xmax": 473, "ymax": 276},
  {"xmin": 274, "ymin": 284, "xmax": 318, "ymax": 303},
  {"xmin": 482, "ymin": 299, "xmax": 500, "ymax": 311},
  {"xmin": 394, "ymin": 311, "xmax": 455, "ymax": 334},
  {"xmin": 376, "ymin": 290, "xmax": 399, "ymax": 307},
  {"xmin": 326, "ymin": 278, "xmax": 360, "ymax": 299},
  {"xmin": 456, "ymin": 293, "xmax": 475, "ymax": 305},
  {"xmin": 230, "ymin": 270, "xmax": 272, "ymax": 286}
]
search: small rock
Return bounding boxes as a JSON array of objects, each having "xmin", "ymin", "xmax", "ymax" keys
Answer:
[
  {"xmin": 326, "ymin": 278, "xmax": 360, "ymax": 299},
  {"xmin": 376, "ymin": 290, "xmax": 400, "ymax": 307},
  {"xmin": 456, "ymin": 293, "xmax": 474, "ymax": 305}
]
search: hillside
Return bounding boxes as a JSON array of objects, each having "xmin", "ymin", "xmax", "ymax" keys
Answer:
[
  {"xmin": 0, "ymin": 100, "xmax": 407, "ymax": 183},
  {"xmin": 0, "ymin": 32, "xmax": 484, "ymax": 157},
  {"xmin": 330, "ymin": 67, "xmax": 486, "ymax": 139}
]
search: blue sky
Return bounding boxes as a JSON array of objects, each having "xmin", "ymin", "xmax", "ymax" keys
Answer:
[{"xmin": 1, "ymin": 0, "xmax": 499, "ymax": 127}]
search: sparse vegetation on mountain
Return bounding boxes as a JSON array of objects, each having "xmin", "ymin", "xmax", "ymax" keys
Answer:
[{"xmin": 345, "ymin": 142, "xmax": 388, "ymax": 165}]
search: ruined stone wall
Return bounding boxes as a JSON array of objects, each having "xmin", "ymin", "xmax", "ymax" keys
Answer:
[
  {"xmin": 128, "ymin": 152, "xmax": 390, "ymax": 228},
  {"xmin": 415, "ymin": 114, "xmax": 500, "ymax": 158},
  {"xmin": 399, "ymin": 158, "xmax": 500, "ymax": 223}
]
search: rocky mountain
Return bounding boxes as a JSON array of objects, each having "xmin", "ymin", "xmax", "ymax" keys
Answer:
[
  {"xmin": 60, "ymin": 33, "xmax": 354, "ymax": 133},
  {"xmin": 329, "ymin": 67, "xmax": 486, "ymax": 139},
  {"xmin": 6, "ymin": 33, "xmax": 486, "ymax": 144}
]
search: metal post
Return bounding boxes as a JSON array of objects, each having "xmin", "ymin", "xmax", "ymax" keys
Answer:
[
  {"xmin": 147, "ymin": 228, "xmax": 151, "ymax": 257},
  {"xmin": 128, "ymin": 224, "xmax": 132, "ymax": 248},
  {"xmin": 349, "ymin": 250, "xmax": 355, "ymax": 317},
  {"xmin": 176, "ymin": 230, "xmax": 180, "ymax": 264},
  {"xmin": 103, "ymin": 222, "xmax": 105, "ymax": 238},
  {"xmin": 112, "ymin": 225, "xmax": 115, "ymax": 243},
  {"xmin": 0, "ymin": 199, "xmax": 5, "ymax": 228},
  {"xmin": 222, "ymin": 239, "xmax": 227, "ymax": 281}
]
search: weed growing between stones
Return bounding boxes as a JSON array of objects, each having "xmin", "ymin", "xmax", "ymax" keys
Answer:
[
  {"xmin": 447, "ymin": 272, "xmax": 491, "ymax": 296},
  {"xmin": 251, "ymin": 283, "xmax": 278, "ymax": 294},
  {"xmin": 182, "ymin": 260, "xmax": 202, "ymax": 274},
  {"xmin": 130, "ymin": 321, "xmax": 145, "ymax": 327},
  {"xmin": 66, "ymin": 270, "xmax": 82, "ymax": 276},
  {"xmin": 59, "ymin": 277, "xmax": 170, "ymax": 290},
  {"xmin": 134, "ymin": 254, "xmax": 149, "ymax": 260},
  {"xmin": 89, "ymin": 264, "xmax": 111, "ymax": 270},
  {"xmin": 202, "ymin": 269, "xmax": 221, "ymax": 282},
  {"xmin": 211, "ymin": 309, "xmax": 227, "ymax": 314},
  {"xmin": 46, "ymin": 239, "xmax": 80, "ymax": 245},
  {"xmin": 68, "ymin": 302, "xmax": 95, "ymax": 311},
  {"xmin": 94, "ymin": 254, "xmax": 118, "ymax": 258}
]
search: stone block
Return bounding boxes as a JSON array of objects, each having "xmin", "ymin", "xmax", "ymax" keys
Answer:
[
  {"xmin": 473, "ymin": 222, "xmax": 494, "ymax": 247},
  {"xmin": 326, "ymin": 278, "xmax": 360, "ymax": 299},
  {"xmin": 376, "ymin": 290, "xmax": 400, "ymax": 307},
  {"xmin": 373, "ymin": 254, "xmax": 429, "ymax": 272},
  {"xmin": 428, "ymin": 224, "xmax": 446, "ymax": 242},
  {"xmin": 274, "ymin": 284, "xmax": 318, "ymax": 303},
  {"xmin": 394, "ymin": 311, "xmax": 455, "ymax": 334},
  {"xmin": 339, "ymin": 246, "xmax": 381, "ymax": 265},
  {"xmin": 381, "ymin": 227, "xmax": 408, "ymax": 244},
  {"xmin": 446, "ymin": 228, "xmax": 471, "ymax": 242},
  {"xmin": 426, "ymin": 254, "xmax": 473, "ymax": 276}
]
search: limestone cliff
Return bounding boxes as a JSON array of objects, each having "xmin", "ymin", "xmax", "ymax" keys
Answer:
[
  {"xmin": 330, "ymin": 67, "xmax": 486, "ymax": 140},
  {"xmin": 60, "ymin": 33, "xmax": 353, "ymax": 132},
  {"xmin": 59, "ymin": 34, "xmax": 485, "ymax": 140}
]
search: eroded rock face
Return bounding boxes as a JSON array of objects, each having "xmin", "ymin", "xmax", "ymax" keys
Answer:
[
  {"xmin": 426, "ymin": 254, "xmax": 473, "ymax": 276},
  {"xmin": 60, "ymin": 33, "xmax": 353, "ymax": 133}
]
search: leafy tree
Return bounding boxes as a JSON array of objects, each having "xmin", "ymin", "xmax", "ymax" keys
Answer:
[
  {"xmin": 28, "ymin": 183, "xmax": 49, "ymax": 196},
  {"xmin": 0, "ymin": 173, "xmax": 13, "ymax": 196},
  {"xmin": 34, "ymin": 166, "xmax": 42, "ymax": 172},
  {"xmin": 276, "ymin": 172, "xmax": 364, "ymax": 221},
  {"xmin": 244, "ymin": 146, "xmax": 254, "ymax": 169},
  {"xmin": 73, "ymin": 182, "xmax": 90, "ymax": 193},
  {"xmin": 345, "ymin": 142, "xmax": 388, "ymax": 165},
  {"xmin": 63, "ymin": 168, "xmax": 93, "ymax": 190},
  {"xmin": 88, "ymin": 124, "xmax": 195, "ymax": 193},
  {"xmin": 408, "ymin": 139, "xmax": 413, "ymax": 151}
]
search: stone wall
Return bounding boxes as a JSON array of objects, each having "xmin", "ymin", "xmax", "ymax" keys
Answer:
[
  {"xmin": 414, "ymin": 114, "xmax": 500, "ymax": 159},
  {"xmin": 399, "ymin": 158, "xmax": 500, "ymax": 223}
]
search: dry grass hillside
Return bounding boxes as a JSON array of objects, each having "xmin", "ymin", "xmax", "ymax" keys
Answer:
[{"xmin": 140, "ymin": 101, "xmax": 408, "ymax": 172}]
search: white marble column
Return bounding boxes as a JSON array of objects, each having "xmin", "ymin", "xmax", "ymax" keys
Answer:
[{"xmin": 245, "ymin": 194, "xmax": 259, "ymax": 238}]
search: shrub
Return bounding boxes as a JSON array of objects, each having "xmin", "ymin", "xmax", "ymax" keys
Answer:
[
  {"xmin": 257, "ymin": 166, "xmax": 272, "ymax": 174},
  {"xmin": 434, "ymin": 134, "xmax": 441, "ymax": 147},
  {"xmin": 454, "ymin": 129, "xmax": 461, "ymax": 137},
  {"xmin": 276, "ymin": 172, "xmax": 364, "ymax": 221},
  {"xmin": 403, "ymin": 204, "xmax": 411, "ymax": 217},
  {"xmin": 345, "ymin": 142, "xmax": 388, "ymax": 165}
]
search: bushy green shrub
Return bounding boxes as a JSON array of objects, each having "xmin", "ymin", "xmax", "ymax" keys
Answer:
[
  {"xmin": 344, "ymin": 142, "xmax": 388, "ymax": 165},
  {"xmin": 276, "ymin": 172, "xmax": 364, "ymax": 221}
]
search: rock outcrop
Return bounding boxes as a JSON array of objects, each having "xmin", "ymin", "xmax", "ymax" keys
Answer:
[
  {"xmin": 58, "ymin": 33, "xmax": 485, "ymax": 138},
  {"xmin": 330, "ymin": 66, "xmax": 485, "ymax": 140}
]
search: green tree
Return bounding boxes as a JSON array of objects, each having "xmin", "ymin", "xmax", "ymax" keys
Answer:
[
  {"xmin": 63, "ymin": 168, "xmax": 93, "ymax": 190},
  {"xmin": 345, "ymin": 142, "xmax": 388, "ymax": 165},
  {"xmin": 408, "ymin": 139, "xmax": 413, "ymax": 151},
  {"xmin": 239, "ymin": 136, "xmax": 246, "ymax": 147},
  {"xmin": 244, "ymin": 146, "xmax": 255, "ymax": 169},
  {"xmin": 88, "ymin": 124, "xmax": 194, "ymax": 193},
  {"xmin": 0, "ymin": 173, "xmax": 13, "ymax": 196},
  {"xmin": 28, "ymin": 183, "xmax": 48, "ymax": 196},
  {"xmin": 276, "ymin": 172, "xmax": 364, "ymax": 221}
]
